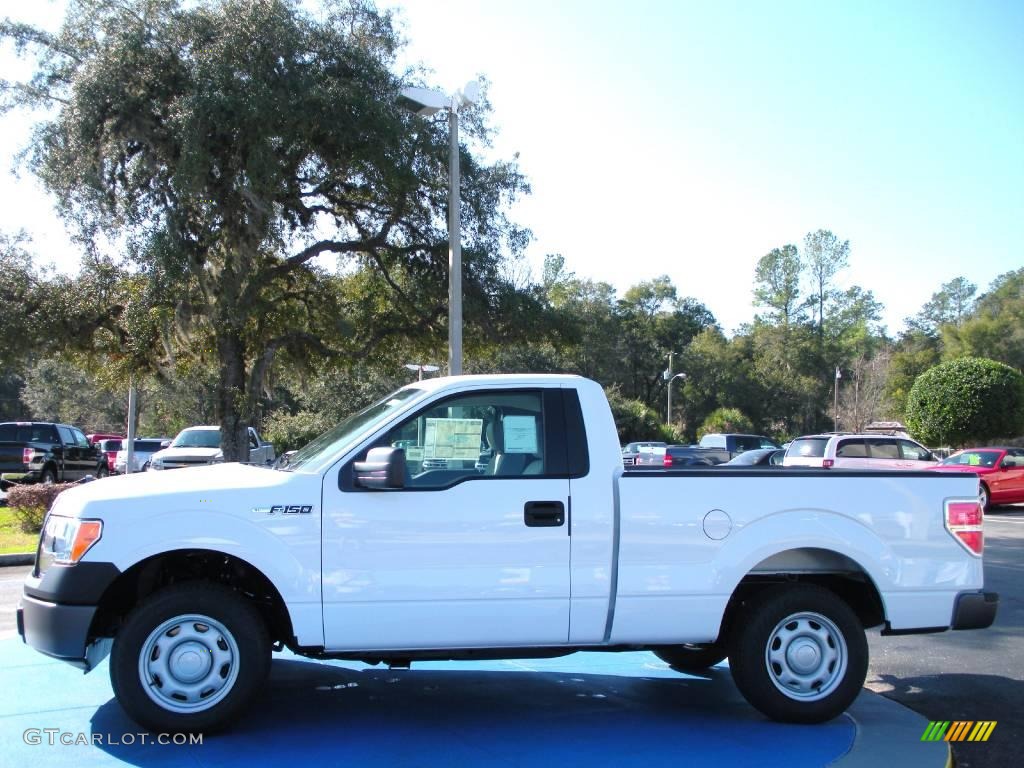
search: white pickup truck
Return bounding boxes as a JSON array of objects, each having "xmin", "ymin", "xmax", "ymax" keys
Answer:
[
  {"xmin": 148, "ymin": 425, "xmax": 275, "ymax": 470},
  {"xmin": 18, "ymin": 374, "xmax": 997, "ymax": 733}
]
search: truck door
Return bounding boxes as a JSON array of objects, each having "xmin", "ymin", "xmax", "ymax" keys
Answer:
[
  {"xmin": 56, "ymin": 426, "xmax": 81, "ymax": 480},
  {"xmin": 320, "ymin": 388, "xmax": 571, "ymax": 651}
]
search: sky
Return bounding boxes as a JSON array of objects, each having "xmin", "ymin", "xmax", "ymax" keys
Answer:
[{"xmin": 1, "ymin": 0, "xmax": 1022, "ymax": 336}]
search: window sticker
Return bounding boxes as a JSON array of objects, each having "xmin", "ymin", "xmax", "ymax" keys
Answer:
[
  {"xmin": 503, "ymin": 415, "xmax": 538, "ymax": 454},
  {"xmin": 967, "ymin": 453, "xmax": 981, "ymax": 466},
  {"xmin": 423, "ymin": 418, "xmax": 483, "ymax": 460}
]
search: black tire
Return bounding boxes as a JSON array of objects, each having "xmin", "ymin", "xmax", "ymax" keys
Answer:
[
  {"xmin": 654, "ymin": 643, "xmax": 728, "ymax": 671},
  {"xmin": 980, "ymin": 483, "xmax": 990, "ymax": 511},
  {"xmin": 96, "ymin": 463, "xmax": 110, "ymax": 479},
  {"xmin": 110, "ymin": 582, "xmax": 271, "ymax": 733},
  {"xmin": 728, "ymin": 584, "xmax": 867, "ymax": 723},
  {"xmin": 39, "ymin": 466, "xmax": 57, "ymax": 485}
]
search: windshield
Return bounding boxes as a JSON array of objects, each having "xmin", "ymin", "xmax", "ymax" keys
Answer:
[
  {"xmin": 285, "ymin": 387, "xmax": 425, "ymax": 473},
  {"xmin": 172, "ymin": 429, "xmax": 222, "ymax": 449},
  {"xmin": 941, "ymin": 450, "xmax": 1000, "ymax": 468}
]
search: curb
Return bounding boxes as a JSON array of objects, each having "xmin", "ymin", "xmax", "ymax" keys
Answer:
[
  {"xmin": 0, "ymin": 553, "xmax": 34, "ymax": 567},
  {"xmin": 832, "ymin": 690, "xmax": 949, "ymax": 768}
]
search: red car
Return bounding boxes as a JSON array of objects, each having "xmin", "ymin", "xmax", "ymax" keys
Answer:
[
  {"xmin": 929, "ymin": 447, "xmax": 1024, "ymax": 510},
  {"xmin": 94, "ymin": 437, "xmax": 125, "ymax": 473}
]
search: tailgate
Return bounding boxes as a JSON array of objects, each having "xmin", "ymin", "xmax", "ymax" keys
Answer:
[{"xmin": 0, "ymin": 441, "xmax": 28, "ymax": 472}]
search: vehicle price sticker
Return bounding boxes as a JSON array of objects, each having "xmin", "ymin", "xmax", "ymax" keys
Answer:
[
  {"xmin": 502, "ymin": 416, "xmax": 538, "ymax": 454},
  {"xmin": 423, "ymin": 418, "xmax": 483, "ymax": 460}
]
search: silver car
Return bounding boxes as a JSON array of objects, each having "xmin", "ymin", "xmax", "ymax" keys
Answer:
[{"xmin": 114, "ymin": 438, "xmax": 171, "ymax": 473}]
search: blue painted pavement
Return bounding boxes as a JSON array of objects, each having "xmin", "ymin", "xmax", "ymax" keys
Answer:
[{"xmin": 0, "ymin": 638, "xmax": 856, "ymax": 768}]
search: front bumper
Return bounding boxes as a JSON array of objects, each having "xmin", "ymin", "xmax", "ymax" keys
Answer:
[
  {"xmin": 18, "ymin": 560, "xmax": 121, "ymax": 670},
  {"xmin": 952, "ymin": 590, "xmax": 999, "ymax": 630},
  {"xmin": 17, "ymin": 596, "xmax": 109, "ymax": 669}
]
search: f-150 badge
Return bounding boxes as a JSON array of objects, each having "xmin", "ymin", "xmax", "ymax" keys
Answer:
[{"xmin": 253, "ymin": 505, "xmax": 313, "ymax": 515}]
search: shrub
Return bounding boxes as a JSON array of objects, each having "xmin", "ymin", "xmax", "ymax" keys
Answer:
[
  {"xmin": 605, "ymin": 387, "xmax": 679, "ymax": 444},
  {"xmin": 698, "ymin": 407, "xmax": 755, "ymax": 441},
  {"xmin": 6, "ymin": 482, "xmax": 77, "ymax": 534},
  {"xmin": 906, "ymin": 357, "xmax": 1024, "ymax": 447}
]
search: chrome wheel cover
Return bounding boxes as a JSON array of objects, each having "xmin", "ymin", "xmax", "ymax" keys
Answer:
[
  {"xmin": 138, "ymin": 613, "xmax": 240, "ymax": 713},
  {"xmin": 765, "ymin": 611, "xmax": 847, "ymax": 702}
]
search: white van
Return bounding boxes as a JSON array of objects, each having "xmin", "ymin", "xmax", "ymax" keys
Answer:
[{"xmin": 783, "ymin": 433, "xmax": 938, "ymax": 470}]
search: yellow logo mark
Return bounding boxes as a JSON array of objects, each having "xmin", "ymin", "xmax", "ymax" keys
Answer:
[{"xmin": 921, "ymin": 721, "xmax": 996, "ymax": 742}]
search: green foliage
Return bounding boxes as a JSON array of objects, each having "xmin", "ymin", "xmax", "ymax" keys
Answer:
[
  {"xmin": 604, "ymin": 387, "xmax": 678, "ymax": 445},
  {"xmin": 906, "ymin": 357, "xmax": 1024, "ymax": 447},
  {"xmin": 2, "ymin": 0, "xmax": 532, "ymax": 462},
  {"xmin": 697, "ymin": 408, "xmax": 755, "ymax": 441},
  {"xmin": 911, "ymin": 277, "xmax": 977, "ymax": 335},
  {"xmin": 942, "ymin": 269, "xmax": 1024, "ymax": 371},
  {"xmin": 884, "ymin": 331, "xmax": 941, "ymax": 418},
  {"xmin": 803, "ymin": 229, "xmax": 850, "ymax": 333},
  {"xmin": 0, "ymin": 232, "xmax": 48, "ymax": 370},
  {"xmin": 21, "ymin": 356, "xmax": 126, "ymax": 432},
  {"xmin": 753, "ymin": 244, "xmax": 803, "ymax": 325},
  {"xmin": 6, "ymin": 482, "xmax": 77, "ymax": 533},
  {"xmin": 262, "ymin": 410, "xmax": 336, "ymax": 455}
]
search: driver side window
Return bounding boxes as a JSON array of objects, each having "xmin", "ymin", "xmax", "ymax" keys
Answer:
[{"xmin": 379, "ymin": 390, "xmax": 546, "ymax": 489}]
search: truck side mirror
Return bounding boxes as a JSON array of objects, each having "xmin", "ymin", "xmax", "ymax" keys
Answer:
[{"xmin": 353, "ymin": 447, "xmax": 406, "ymax": 490}]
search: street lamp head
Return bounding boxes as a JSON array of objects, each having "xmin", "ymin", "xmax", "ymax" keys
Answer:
[
  {"xmin": 458, "ymin": 79, "xmax": 480, "ymax": 107},
  {"xmin": 398, "ymin": 86, "xmax": 449, "ymax": 116}
]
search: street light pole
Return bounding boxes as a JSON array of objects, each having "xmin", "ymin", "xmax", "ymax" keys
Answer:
[
  {"xmin": 447, "ymin": 106, "xmax": 462, "ymax": 376},
  {"xmin": 834, "ymin": 366, "xmax": 842, "ymax": 431},
  {"xmin": 667, "ymin": 372, "xmax": 687, "ymax": 427},
  {"xmin": 399, "ymin": 81, "xmax": 481, "ymax": 376}
]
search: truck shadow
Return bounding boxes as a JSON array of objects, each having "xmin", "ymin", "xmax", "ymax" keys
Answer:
[{"xmin": 90, "ymin": 655, "xmax": 855, "ymax": 767}]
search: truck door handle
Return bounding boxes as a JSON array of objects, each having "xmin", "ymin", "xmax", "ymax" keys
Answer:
[{"xmin": 524, "ymin": 501, "xmax": 565, "ymax": 527}]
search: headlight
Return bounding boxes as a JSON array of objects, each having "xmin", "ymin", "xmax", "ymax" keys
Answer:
[{"xmin": 37, "ymin": 515, "xmax": 103, "ymax": 572}]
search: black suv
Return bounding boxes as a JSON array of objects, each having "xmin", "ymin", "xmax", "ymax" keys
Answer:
[{"xmin": 0, "ymin": 422, "xmax": 109, "ymax": 488}]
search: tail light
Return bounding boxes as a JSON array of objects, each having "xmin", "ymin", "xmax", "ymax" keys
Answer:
[
  {"xmin": 945, "ymin": 499, "xmax": 983, "ymax": 556},
  {"xmin": 22, "ymin": 448, "xmax": 35, "ymax": 464},
  {"xmin": 822, "ymin": 459, "xmax": 834, "ymax": 469},
  {"xmin": 663, "ymin": 453, "xmax": 673, "ymax": 468}
]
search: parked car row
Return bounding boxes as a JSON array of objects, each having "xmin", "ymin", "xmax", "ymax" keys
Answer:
[
  {"xmin": 622, "ymin": 432, "xmax": 1024, "ymax": 509},
  {"xmin": 0, "ymin": 421, "xmax": 276, "ymax": 486}
]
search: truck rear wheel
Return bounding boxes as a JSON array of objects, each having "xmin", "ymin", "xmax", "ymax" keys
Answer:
[
  {"xmin": 110, "ymin": 583, "xmax": 270, "ymax": 733},
  {"xmin": 728, "ymin": 584, "xmax": 867, "ymax": 723},
  {"xmin": 654, "ymin": 644, "xmax": 727, "ymax": 671}
]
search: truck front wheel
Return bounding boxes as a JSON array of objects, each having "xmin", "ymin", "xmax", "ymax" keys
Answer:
[
  {"xmin": 728, "ymin": 584, "xmax": 867, "ymax": 723},
  {"xmin": 110, "ymin": 583, "xmax": 270, "ymax": 733}
]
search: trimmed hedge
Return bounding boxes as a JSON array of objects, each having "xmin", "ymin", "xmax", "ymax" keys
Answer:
[
  {"xmin": 906, "ymin": 357, "xmax": 1024, "ymax": 447},
  {"xmin": 6, "ymin": 482, "xmax": 77, "ymax": 534}
]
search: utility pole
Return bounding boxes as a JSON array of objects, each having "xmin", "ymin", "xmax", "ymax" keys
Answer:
[{"xmin": 834, "ymin": 366, "xmax": 841, "ymax": 431}]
